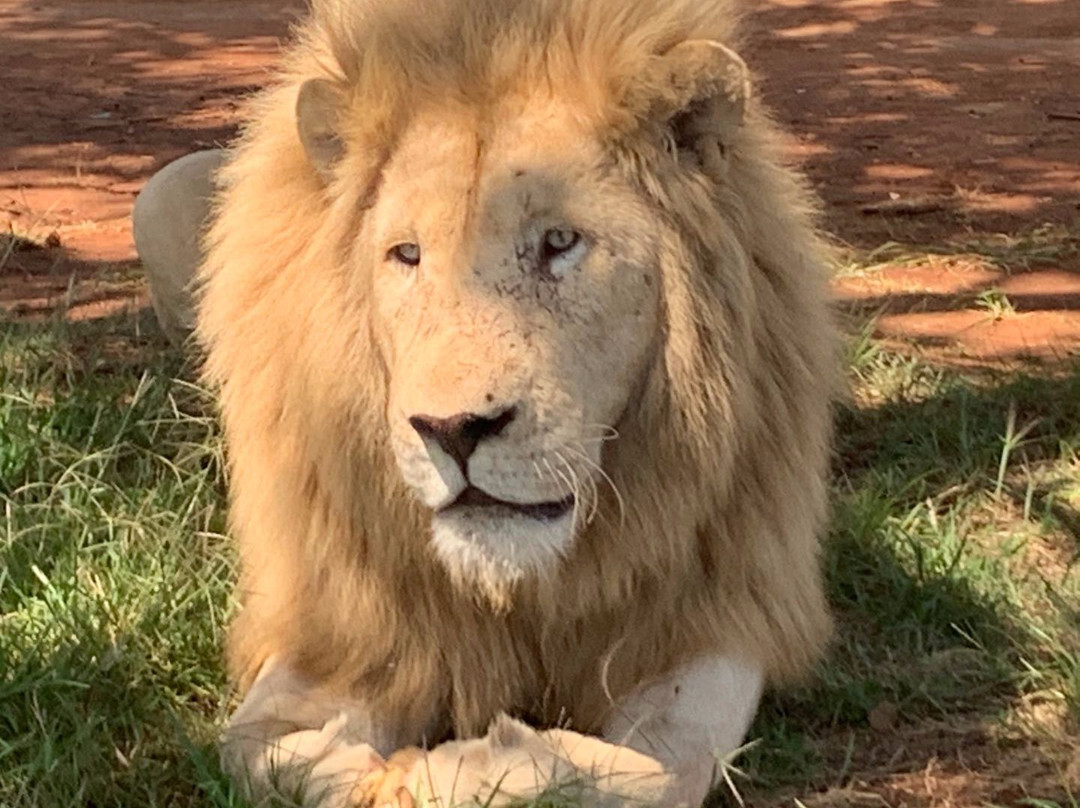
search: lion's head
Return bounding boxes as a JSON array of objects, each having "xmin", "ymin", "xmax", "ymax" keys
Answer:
[
  {"xmin": 288, "ymin": 6, "xmax": 764, "ymax": 596},
  {"xmin": 201, "ymin": 0, "xmax": 834, "ymax": 686}
]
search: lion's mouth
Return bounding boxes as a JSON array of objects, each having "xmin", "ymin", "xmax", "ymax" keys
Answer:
[{"xmin": 439, "ymin": 486, "xmax": 575, "ymax": 521}]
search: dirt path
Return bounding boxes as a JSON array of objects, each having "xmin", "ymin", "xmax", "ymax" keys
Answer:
[{"xmin": 2, "ymin": 0, "xmax": 1079, "ymax": 358}]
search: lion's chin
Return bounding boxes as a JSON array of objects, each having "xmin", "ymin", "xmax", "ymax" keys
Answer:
[{"xmin": 430, "ymin": 505, "xmax": 575, "ymax": 606}]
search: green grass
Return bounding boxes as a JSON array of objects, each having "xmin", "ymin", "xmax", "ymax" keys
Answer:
[
  {"xmin": 0, "ymin": 314, "xmax": 243, "ymax": 807},
  {"xmin": 741, "ymin": 320, "xmax": 1080, "ymax": 803},
  {"xmin": 2, "ymin": 283, "xmax": 1079, "ymax": 805}
]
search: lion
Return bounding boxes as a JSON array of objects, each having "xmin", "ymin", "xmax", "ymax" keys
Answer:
[{"xmin": 136, "ymin": 0, "xmax": 839, "ymax": 804}]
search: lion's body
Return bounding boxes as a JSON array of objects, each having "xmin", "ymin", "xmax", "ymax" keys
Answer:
[
  {"xmin": 132, "ymin": 149, "xmax": 224, "ymax": 346},
  {"xmin": 191, "ymin": 0, "xmax": 836, "ymax": 803}
]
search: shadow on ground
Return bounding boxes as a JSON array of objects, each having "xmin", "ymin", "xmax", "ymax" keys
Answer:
[
  {"xmin": 746, "ymin": 0, "xmax": 1080, "ymax": 247},
  {"xmin": 0, "ymin": 0, "xmax": 301, "ymax": 264},
  {"xmin": 736, "ymin": 363, "xmax": 1080, "ymax": 805},
  {"xmin": 1, "ymin": 231, "xmax": 148, "ymax": 324}
]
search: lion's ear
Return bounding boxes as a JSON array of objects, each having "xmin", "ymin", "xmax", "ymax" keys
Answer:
[
  {"xmin": 296, "ymin": 78, "xmax": 347, "ymax": 180},
  {"xmin": 641, "ymin": 40, "xmax": 750, "ymax": 178}
]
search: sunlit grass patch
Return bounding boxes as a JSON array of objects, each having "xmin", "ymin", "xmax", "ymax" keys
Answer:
[{"xmin": 0, "ymin": 315, "xmax": 242, "ymax": 807}]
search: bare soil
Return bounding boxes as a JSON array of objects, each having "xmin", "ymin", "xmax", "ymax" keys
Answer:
[
  {"xmin": 747, "ymin": 0, "xmax": 1080, "ymax": 369},
  {"xmin": 2, "ymin": 0, "xmax": 1080, "ymax": 803},
  {"xmin": 2, "ymin": 0, "xmax": 1079, "ymax": 364},
  {"xmin": 0, "ymin": 0, "xmax": 305, "ymax": 318},
  {"xmin": 749, "ymin": 0, "xmax": 1080, "ymax": 246}
]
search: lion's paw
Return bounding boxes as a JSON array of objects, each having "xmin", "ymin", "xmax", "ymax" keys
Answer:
[
  {"xmin": 393, "ymin": 715, "xmax": 672, "ymax": 808},
  {"xmin": 243, "ymin": 713, "xmax": 390, "ymax": 807},
  {"xmin": 348, "ymin": 746, "xmax": 426, "ymax": 808}
]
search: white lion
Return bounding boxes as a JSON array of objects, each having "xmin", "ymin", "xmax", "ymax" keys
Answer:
[{"xmin": 133, "ymin": 0, "xmax": 837, "ymax": 805}]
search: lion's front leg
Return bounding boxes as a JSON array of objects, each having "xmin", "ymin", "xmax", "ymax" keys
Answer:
[
  {"xmin": 398, "ymin": 654, "xmax": 760, "ymax": 808},
  {"xmin": 602, "ymin": 655, "xmax": 764, "ymax": 807},
  {"xmin": 222, "ymin": 656, "xmax": 412, "ymax": 807}
]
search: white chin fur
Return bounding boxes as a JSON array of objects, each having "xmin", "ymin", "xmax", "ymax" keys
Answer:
[{"xmin": 431, "ymin": 508, "xmax": 574, "ymax": 598}]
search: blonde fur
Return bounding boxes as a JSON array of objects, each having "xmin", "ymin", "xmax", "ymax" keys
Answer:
[{"xmin": 199, "ymin": 0, "xmax": 835, "ymax": 774}]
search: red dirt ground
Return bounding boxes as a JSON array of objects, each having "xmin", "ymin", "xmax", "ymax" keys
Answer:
[{"xmin": 2, "ymin": 0, "xmax": 1079, "ymax": 364}]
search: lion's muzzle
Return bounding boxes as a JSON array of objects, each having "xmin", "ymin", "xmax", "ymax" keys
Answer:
[
  {"xmin": 395, "ymin": 402, "xmax": 582, "ymax": 594},
  {"xmin": 406, "ymin": 406, "xmax": 575, "ymax": 519}
]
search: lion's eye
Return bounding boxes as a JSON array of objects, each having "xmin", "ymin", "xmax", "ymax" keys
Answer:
[
  {"xmin": 541, "ymin": 228, "xmax": 580, "ymax": 258},
  {"xmin": 388, "ymin": 242, "xmax": 421, "ymax": 266}
]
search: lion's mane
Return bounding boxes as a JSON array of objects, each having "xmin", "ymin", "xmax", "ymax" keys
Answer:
[{"xmin": 198, "ymin": 0, "xmax": 836, "ymax": 743}]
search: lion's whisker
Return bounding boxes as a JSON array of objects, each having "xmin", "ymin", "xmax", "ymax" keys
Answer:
[
  {"xmin": 543, "ymin": 455, "xmax": 587, "ymax": 531},
  {"xmin": 540, "ymin": 456, "xmax": 573, "ymax": 498},
  {"xmin": 562, "ymin": 449, "xmax": 602, "ymax": 525},
  {"xmin": 531, "ymin": 459, "xmax": 552, "ymax": 485},
  {"xmin": 564, "ymin": 443, "xmax": 626, "ymax": 527},
  {"xmin": 542, "ymin": 456, "xmax": 579, "ymax": 509},
  {"xmin": 552, "ymin": 448, "xmax": 612, "ymax": 530},
  {"xmin": 575, "ymin": 435, "xmax": 616, "ymax": 447},
  {"xmin": 555, "ymin": 449, "xmax": 599, "ymax": 526},
  {"xmin": 551, "ymin": 451, "xmax": 594, "ymax": 528}
]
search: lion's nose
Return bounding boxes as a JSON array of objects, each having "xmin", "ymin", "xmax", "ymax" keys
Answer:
[{"xmin": 408, "ymin": 407, "xmax": 517, "ymax": 472}]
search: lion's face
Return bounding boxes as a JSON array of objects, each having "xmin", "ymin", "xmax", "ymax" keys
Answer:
[{"xmin": 363, "ymin": 102, "xmax": 662, "ymax": 590}]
